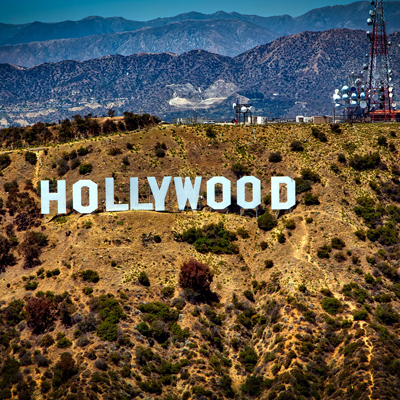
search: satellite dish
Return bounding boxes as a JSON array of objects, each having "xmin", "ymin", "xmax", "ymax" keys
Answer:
[
  {"xmin": 342, "ymin": 94, "xmax": 350, "ymax": 101},
  {"xmin": 233, "ymin": 103, "xmax": 236, "ymax": 108},
  {"xmin": 389, "ymin": 93, "xmax": 393, "ymax": 98},
  {"xmin": 372, "ymin": 94, "xmax": 379, "ymax": 101},
  {"xmin": 371, "ymin": 0, "xmax": 375, "ymax": 5},
  {"xmin": 249, "ymin": 106, "xmax": 255, "ymax": 113},
  {"xmin": 355, "ymin": 79, "xmax": 362, "ymax": 86},
  {"xmin": 369, "ymin": 10, "xmax": 375, "ymax": 17},
  {"xmin": 360, "ymin": 101, "xmax": 368, "ymax": 109},
  {"xmin": 373, "ymin": 72, "xmax": 380, "ymax": 79},
  {"xmin": 333, "ymin": 94, "xmax": 341, "ymax": 102},
  {"xmin": 241, "ymin": 106, "xmax": 248, "ymax": 113},
  {"xmin": 350, "ymin": 86, "xmax": 357, "ymax": 93},
  {"xmin": 350, "ymin": 101, "xmax": 358, "ymax": 107},
  {"xmin": 351, "ymin": 93, "xmax": 358, "ymax": 100},
  {"xmin": 360, "ymin": 92, "xmax": 367, "ymax": 100},
  {"xmin": 389, "ymin": 87, "xmax": 393, "ymax": 92},
  {"xmin": 367, "ymin": 18, "xmax": 373, "ymax": 25},
  {"xmin": 335, "ymin": 103, "xmax": 342, "ymax": 108},
  {"xmin": 342, "ymin": 85, "xmax": 349, "ymax": 93}
]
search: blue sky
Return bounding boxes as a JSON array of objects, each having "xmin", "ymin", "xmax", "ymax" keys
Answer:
[{"xmin": 1, "ymin": 0, "xmax": 362, "ymax": 24}]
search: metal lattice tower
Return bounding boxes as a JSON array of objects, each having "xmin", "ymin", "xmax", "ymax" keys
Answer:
[{"xmin": 366, "ymin": 0, "xmax": 394, "ymax": 118}]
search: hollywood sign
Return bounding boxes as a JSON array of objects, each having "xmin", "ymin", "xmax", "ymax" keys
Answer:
[{"xmin": 40, "ymin": 176, "xmax": 296, "ymax": 214}]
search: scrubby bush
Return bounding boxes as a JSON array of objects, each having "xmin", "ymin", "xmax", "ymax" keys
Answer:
[
  {"xmin": 108, "ymin": 147, "xmax": 122, "ymax": 156},
  {"xmin": 331, "ymin": 237, "xmax": 345, "ymax": 250},
  {"xmin": 0, "ymin": 153, "xmax": 11, "ymax": 171},
  {"xmin": 285, "ymin": 219, "xmax": 296, "ymax": 230},
  {"xmin": 25, "ymin": 296, "xmax": 55, "ymax": 334},
  {"xmin": 260, "ymin": 241, "xmax": 268, "ymax": 250},
  {"xmin": 70, "ymin": 158, "xmax": 81, "ymax": 170},
  {"xmin": 79, "ymin": 163, "xmax": 92, "ymax": 175},
  {"xmin": 350, "ymin": 153, "xmax": 380, "ymax": 171},
  {"xmin": 77, "ymin": 146, "xmax": 89, "ymax": 156},
  {"xmin": 304, "ymin": 192, "xmax": 320, "ymax": 205},
  {"xmin": 265, "ymin": 260, "xmax": 274, "ymax": 268},
  {"xmin": 161, "ymin": 286, "xmax": 175, "ymax": 298},
  {"xmin": 375, "ymin": 304, "xmax": 400, "ymax": 325},
  {"xmin": 177, "ymin": 222, "xmax": 238, "ymax": 254},
  {"xmin": 80, "ymin": 269, "xmax": 100, "ymax": 283},
  {"xmin": 257, "ymin": 212, "xmax": 277, "ymax": 231},
  {"xmin": 52, "ymin": 352, "xmax": 78, "ymax": 388},
  {"xmin": 269, "ymin": 152, "xmax": 282, "ymax": 162},
  {"xmin": 317, "ymin": 245, "xmax": 331, "ymax": 258},
  {"xmin": 290, "ymin": 141, "xmax": 303, "ymax": 152},
  {"xmin": 138, "ymin": 271, "xmax": 150, "ymax": 286},
  {"xmin": 231, "ymin": 162, "xmax": 251, "ymax": 178},
  {"xmin": 25, "ymin": 151, "xmax": 37, "ymax": 165},
  {"xmin": 243, "ymin": 290, "xmax": 255, "ymax": 302},
  {"xmin": 241, "ymin": 375, "xmax": 264, "ymax": 396},
  {"xmin": 179, "ymin": 259, "xmax": 213, "ymax": 292},
  {"xmin": 321, "ymin": 297, "xmax": 343, "ymax": 315},
  {"xmin": 239, "ymin": 346, "xmax": 258, "ymax": 372},
  {"xmin": 277, "ymin": 233, "xmax": 286, "ymax": 243}
]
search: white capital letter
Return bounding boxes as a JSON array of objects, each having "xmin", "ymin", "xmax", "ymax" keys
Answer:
[
  {"xmin": 237, "ymin": 176, "xmax": 261, "ymax": 209},
  {"xmin": 41, "ymin": 180, "xmax": 66, "ymax": 214},
  {"xmin": 271, "ymin": 177, "xmax": 296, "ymax": 210},
  {"xmin": 130, "ymin": 177, "xmax": 153, "ymax": 210},
  {"xmin": 73, "ymin": 180, "xmax": 98, "ymax": 214},
  {"xmin": 174, "ymin": 177, "xmax": 202, "ymax": 210},
  {"xmin": 105, "ymin": 178, "xmax": 129, "ymax": 212},
  {"xmin": 207, "ymin": 177, "xmax": 231, "ymax": 210},
  {"xmin": 148, "ymin": 177, "xmax": 171, "ymax": 211}
]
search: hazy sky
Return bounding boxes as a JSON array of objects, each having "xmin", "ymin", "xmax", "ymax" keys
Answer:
[{"xmin": 1, "ymin": 0, "xmax": 364, "ymax": 24}]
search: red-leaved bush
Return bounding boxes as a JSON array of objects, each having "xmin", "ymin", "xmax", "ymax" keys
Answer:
[
  {"xmin": 25, "ymin": 296, "xmax": 56, "ymax": 333},
  {"xmin": 179, "ymin": 258, "xmax": 213, "ymax": 292}
]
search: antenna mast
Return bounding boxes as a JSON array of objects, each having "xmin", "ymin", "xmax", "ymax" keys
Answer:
[{"xmin": 366, "ymin": 0, "xmax": 395, "ymax": 120}]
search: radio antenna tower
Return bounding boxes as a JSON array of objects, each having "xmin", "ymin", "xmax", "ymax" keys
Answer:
[{"xmin": 366, "ymin": 0, "xmax": 395, "ymax": 120}]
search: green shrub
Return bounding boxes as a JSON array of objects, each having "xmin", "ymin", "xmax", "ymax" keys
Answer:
[
  {"xmin": 80, "ymin": 269, "xmax": 100, "ymax": 283},
  {"xmin": 0, "ymin": 153, "xmax": 11, "ymax": 171},
  {"xmin": 317, "ymin": 245, "xmax": 331, "ymax": 259},
  {"xmin": 79, "ymin": 163, "xmax": 93, "ymax": 175},
  {"xmin": 353, "ymin": 309, "xmax": 368, "ymax": 321},
  {"xmin": 177, "ymin": 222, "xmax": 238, "ymax": 254},
  {"xmin": 265, "ymin": 260, "xmax": 274, "ymax": 268},
  {"xmin": 241, "ymin": 375, "xmax": 264, "ymax": 396},
  {"xmin": 337, "ymin": 153, "xmax": 346, "ymax": 163},
  {"xmin": 97, "ymin": 321, "xmax": 118, "ymax": 341},
  {"xmin": 350, "ymin": 153, "xmax": 380, "ymax": 171},
  {"xmin": 285, "ymin": 219, "xmax": 296, "ymax": 230},
  {"xmin": 365, "ymin": 274, "xmax": 375, "ymax": 284},
  {"xmin": 260, "ymin": 241, "xmax": 269, "ymax": 250},
  {"xmin": 108, "ymin": 147, "xmax": 122, "ymax": 156},
  {"xmin": 377, "ymin": 136, "xmax": 388, "ymax": 146},
  {"xmin": 231, "ymin": 162, "xmax": 251, "ymax": 178},
  {"xmin": 205, "ymin": 126, "xmax": 216, "ymax": 138},
  {"xmin": 82, "ymin": 287, "xmax": 94, "ymax": 296},
  {"xmin": 243, "ymin": 290, "xmax": 255, "ymax": 302},
  {"xmin": 277, "ymin": 233, "xmax": 286, "ymax": 243},
  {"xmin": 321, "ymin": 297, "xmax": 343, "ymax": 315},
  {"xmin": 257, "ymin": 212, "xmax": 277, "ymax": 231},
  {"xmin": 304, "ymin": 192, "xmax": 320, "ymax": 205},
  {"xmin": 56, "ymin": 337, "xmax": 72, "ymax": 348},
  {"xmin": 341, "ymin": 319, "xmax": 352, "ymax": 329},
  {"xmin": 138, "ymin": 271, "xmax": 150, "ymax": 286},
  {"xmin": 268, "ymin": 152, "xmax": 282, "ymax": 162},
  {"xmin": 239, "ymin": 346, "xmax": 258, "ymax": 372},
  {"xmin": 301, "ymin": 169, "xmax": 321, "ymax": 183},
  {"xmin": 161, "ymin": 286, "xmax": 175, "ymax": 298},
  {"xmin": 25, "ymin": 151, "xmax": 37, "ymax": 165},
  {"xmin": 331, "ymin": 237, "xmax": 345, "ymax": 249},
  {"xmin": 24, "ymin": 281, "xmax": 38, "ymax": 291},
  {"xmin": 290, "ymin": 141, "xmax": 304, "ymax": 152},
  {"xmin": 77, "ymin": 146, "xmax": 89, "ymax": 156},
  {"xmin": 153, "ymin": 234, "xmax": 162, "ymax": 243},
  {"xmin": 375, "ymin": 304, "xmax": 400, "ymax": 325},
  {"xmin": 237, "ymin": 227, "xmax": 250, "ymax": 238}
]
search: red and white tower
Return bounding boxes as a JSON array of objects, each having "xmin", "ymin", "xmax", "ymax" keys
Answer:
[{"xmin": 366, "ymin": 0, "xmax": 395, "ymax": 120}]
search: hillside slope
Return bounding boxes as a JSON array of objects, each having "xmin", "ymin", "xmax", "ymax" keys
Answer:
[{"xmin": 0, "ymin": 122, "xmax": 400, "ymax": 399}]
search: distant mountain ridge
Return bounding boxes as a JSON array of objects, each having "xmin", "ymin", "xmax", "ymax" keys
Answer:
[
  {"xmin": 1, "ymin": 1, "xmax": 400, "ymax": 67},
  {"xmin": 1, "ymin": 29, "xmax": 399, "ymax": 126}
]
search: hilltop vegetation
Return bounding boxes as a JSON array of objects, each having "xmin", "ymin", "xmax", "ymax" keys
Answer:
[{"xmin": 0, "ymin": 120, "xmax": 400, "ymax": 399}]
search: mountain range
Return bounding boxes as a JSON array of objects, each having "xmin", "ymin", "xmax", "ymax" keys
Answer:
[
  {"xmin": 1, "ymin": 1, "xmax": 400, "ymax": 67},
  {"xmin": 1, "ymin": 29, "xmax": 399, "ymax": 125}
]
